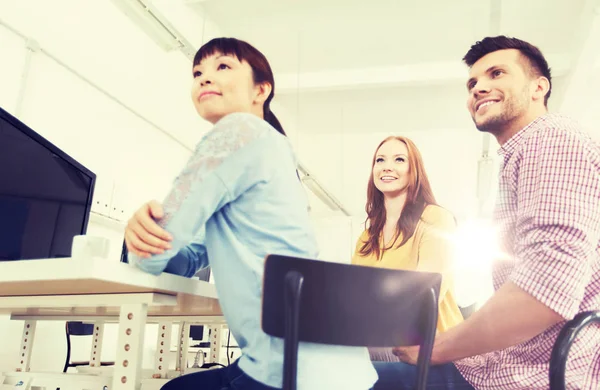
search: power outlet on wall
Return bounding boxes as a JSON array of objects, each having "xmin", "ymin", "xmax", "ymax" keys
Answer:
[
  {"xmin": 108, "ymin": 198, "xmax": 128, "ymax": 222},
  {"xmin": 90, "ymin": 175, "xmax": 115, "ymax": 217}
]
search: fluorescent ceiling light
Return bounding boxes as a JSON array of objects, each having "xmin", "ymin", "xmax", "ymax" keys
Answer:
[
  {"xmin": 110, "ymin": 0, "xmax": 196, "ymax": 59},
  {"xmin": 110, "ymin": 1, "xmax": 351, "ymax": 215},
  {"xmin": 299, "ymin": 163, "xmax": 350, "ymax": 216}
]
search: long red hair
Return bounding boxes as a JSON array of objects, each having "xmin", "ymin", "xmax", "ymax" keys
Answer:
[{"xmin": 359, "ymin": 136, "xmax": 437, "ymax": 259}]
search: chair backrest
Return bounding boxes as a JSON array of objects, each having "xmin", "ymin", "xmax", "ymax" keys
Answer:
[
  {"xmin": 64, "ymin": 321, "xmax": 94, "ymax": 372},
  {"xmin": 262, "ymin": 254, "xmax": 441, "ymax": 347}
]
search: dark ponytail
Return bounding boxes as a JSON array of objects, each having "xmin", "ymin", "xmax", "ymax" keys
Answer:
[
  {"xmin": 263, "ymin": 106, "xmax": 286, "ymax": 136},
  {"xmin": 265, "ymin": 103, "xmax": 297, "ymax": 179}
]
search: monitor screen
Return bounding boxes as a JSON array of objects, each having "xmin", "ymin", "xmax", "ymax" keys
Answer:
[
  {"xmin": 0, "ymin": 107, "xmax": 96, "ymax": 260},
  {"xmin": 190, "ymin": 325, "xmax": 205, "ymax": 341}
]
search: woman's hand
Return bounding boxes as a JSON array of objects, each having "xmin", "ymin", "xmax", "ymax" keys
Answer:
[
  {"xmin": 124, "ymin": 200, "xmax": 172, "ymax": 258},
  {"xmin": 391, "ymin": 346, "xmax": 420, "ymax": 365}
]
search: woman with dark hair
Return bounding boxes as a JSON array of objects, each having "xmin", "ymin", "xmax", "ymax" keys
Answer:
[
  {"xmin": 352, "ymin": 136, "xmax": 463, "ymax": 365},
  {"xmin": 124, "ymin": 38, "xmax": 377, "ymax": 390}
]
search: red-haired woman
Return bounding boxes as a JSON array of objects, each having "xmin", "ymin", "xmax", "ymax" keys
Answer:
[{"xmin": 352, "ymin": 136, "xmax": 463, "ymax": 363}]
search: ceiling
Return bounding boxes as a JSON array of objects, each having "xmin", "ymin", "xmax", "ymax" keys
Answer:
[
  {"xmin": 191, "ymin": 0, "xmax": 585, "ymax": 74},
  {"xmin": 185, "ymin": 0, "xmax": 599, "ymax": 136}
]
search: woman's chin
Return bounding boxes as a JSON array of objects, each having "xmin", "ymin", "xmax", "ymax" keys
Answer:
[
  {"xmin": 378, "ymin": 187, "xmax": 408, "ymax": 198},
  {"xmin": 198, "ymin": 110, "xmax": 225, "ymax": 125}
]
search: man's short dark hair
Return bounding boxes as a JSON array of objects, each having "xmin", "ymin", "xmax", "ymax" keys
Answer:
[{"xmin": 463, "ymin": 36, "xmax": 552, "ymax": 106}]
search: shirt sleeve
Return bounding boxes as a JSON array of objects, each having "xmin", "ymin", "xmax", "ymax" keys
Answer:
[
  {"xmin": 509, "ymin": 126, "xmax": 600, "ymax": 319},
  {"xmin": 129, "ymin": 113, "xmax": 280, "ymax": 277},
  {"xmin": 161, "ymin": 236, "xmax": 208, "ymax": 277},
  {"xmin": 415, "ymin": 208, "xmax": 458, "ymax": 300}
]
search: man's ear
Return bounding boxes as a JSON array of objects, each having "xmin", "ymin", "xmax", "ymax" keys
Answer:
[{"xmin": 532, "ymin": 76, "xmax": 550, "ymax": 103}]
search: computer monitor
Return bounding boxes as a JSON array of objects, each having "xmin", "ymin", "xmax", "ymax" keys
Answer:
[
  {"xmin": 0, "ymin": 107, "xmax": 96, "ymax": 260},
  {"xmin": 189, "ymin": 325, "xmax": 205, "ymax": 341}
]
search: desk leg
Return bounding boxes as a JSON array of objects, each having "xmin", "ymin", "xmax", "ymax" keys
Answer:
[
  {"xmin": 153, "ymin": 322, "xmax": 172, "ymax": 379},
  {"xmin": 208, "ymin": 325, "xmax": 222, "ymax": 365},
  {"xmin": 90, "ymin": 322, "xmax": 105, "ymax": 367},
  {"xmin": 112, "ymin": 304, "xmax": 148, "ymax": 390},
  {"xmin": 16, "ymin": 321, "xmax": 36, "ymax": 373},
  {"xmin": 176, "ymin": 322, "xmax": 190, "ymax": 375}
]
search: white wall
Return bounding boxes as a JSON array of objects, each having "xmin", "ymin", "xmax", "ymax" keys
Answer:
[
  {"xmin": 579, "ymin": 73, "xmax": 600, "ymax": 142},
  {"xmin": 281, "ymin": 85, "xmax": 484, "ymax": 221},
  {"xmin": 0, "ymin": 26, "xmax": 24, "ymax": 114},
  {"xmin": 0, "ymin": 1, "xmax": 211, "ymax": 372},
  {"xmin": 298, "ymin": 129, "xmax": 482, "ymax": 220}
]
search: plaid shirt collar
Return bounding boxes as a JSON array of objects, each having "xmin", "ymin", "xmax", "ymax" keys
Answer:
[{"xmin": 498, "ymin": 114, "xmax": 550, "ymax": 159}]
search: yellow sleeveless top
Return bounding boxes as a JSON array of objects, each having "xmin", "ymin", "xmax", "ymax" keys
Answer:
[{"xmin": 352, "ymin": 205, "xmax": 463, "ymax": 332}]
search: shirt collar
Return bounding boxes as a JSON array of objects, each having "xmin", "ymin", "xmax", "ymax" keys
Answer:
[{"xmin": 497, "ymin": 114, "xmax": 549, "ymax": 158}]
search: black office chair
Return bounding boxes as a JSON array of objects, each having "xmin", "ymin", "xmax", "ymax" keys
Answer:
[
  {"xmin": 549, "ymin": 311, "xmax": 600, "ymax": 390},
  {"xmin": 63, "ymin": 321, "xmax": 114, "ymax": 372},
  {"xmin": 262, "ymin": 254, "xmax": 441, "ymax": 390}
]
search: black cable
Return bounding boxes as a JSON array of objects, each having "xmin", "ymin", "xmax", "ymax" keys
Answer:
[
  {"xmin": 226, "ymin": 330, "xmax": 231, "ymax": 365},
  {"xmin": 200, "ymin": 362, "xmax": 227, "ymax": 369}
]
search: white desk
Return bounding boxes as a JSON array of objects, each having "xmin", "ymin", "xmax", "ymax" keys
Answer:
[{"xmin": 0, "ymin": 257, "xmax": 224, "ymax": 390}]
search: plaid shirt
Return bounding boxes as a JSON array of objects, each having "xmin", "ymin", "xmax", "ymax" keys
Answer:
[{"xmin": 455, "ymin": 114, "xmax": 600, "ymax": 390}]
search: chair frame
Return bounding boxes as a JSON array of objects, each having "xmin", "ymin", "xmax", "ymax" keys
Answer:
[{"xmin": 549, "ymin": 311, "xmax": 600, "ymax": 390}]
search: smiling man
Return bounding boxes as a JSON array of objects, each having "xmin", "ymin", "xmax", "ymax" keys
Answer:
[
  {"xmin": 373, "ymin": 36, "xmax": 600, "ymax": 390},
  {"xmin": 465, "ymin": 38, "xmax": 552, "ymax": 144}
]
